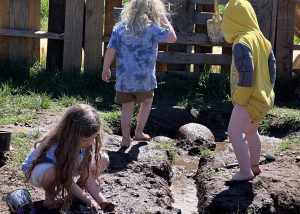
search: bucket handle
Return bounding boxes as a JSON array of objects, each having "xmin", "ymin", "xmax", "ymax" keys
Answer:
[{"xmin": 212, "ymin": 0, "xmax": 222, "ymax": 22}]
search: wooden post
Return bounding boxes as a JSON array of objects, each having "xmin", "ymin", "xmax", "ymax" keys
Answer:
[
  {"xmin": 275, "ymin": 0, "xmax": 295, "ymax": 78},
  {"xmin": 167, "ymin": 2, "xmax": 192, "ymax": 71},
  {"xmin": 28, "ymin": 0, "xmax": 40, "ymax": 65},
  {"xmin": 63, "ymin": 0, "xmax": 85, "ymax": 73},
  {"xmin": 5, "ymin": 0, "xmax": 40, "ymax": 68},
  {"xmin": 84, "ymin": 0, "xmax": 105, "ymax": 73},
  {"xmin": 104, "ymin": 0, "xmax": 122, "ymax": 70},
  {"xmin": 47, "ymin": 0, "xmax": 66, "ymax": 72},
  {"xmin": 9, "ymin": 0, "xmax": 29, "ymax": 66},
  {"xmin": 194, "ymin": 4, "xmax": 213, "ymax": 72},
  {"xmin": 104, "ymin": 0, "xmax": 122, "ymax": 39},
  {"xmin": 0, "ymin": 0, "xmax": 10, "ymax": 63}
]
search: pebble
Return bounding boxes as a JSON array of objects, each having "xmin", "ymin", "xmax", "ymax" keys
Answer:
[{"xmin": 296, "ymin": 156, "xmax": 300, "ymax": 162}]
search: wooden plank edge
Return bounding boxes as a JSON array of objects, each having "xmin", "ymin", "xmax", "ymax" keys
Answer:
[{"xmin": 0, "ymin": 28, "xmax": 64, "ymax": 40}]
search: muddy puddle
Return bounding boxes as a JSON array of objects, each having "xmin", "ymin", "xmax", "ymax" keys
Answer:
[{"xmin": 170, "ymin": 154, "xmax": 200, "ymax": 214}]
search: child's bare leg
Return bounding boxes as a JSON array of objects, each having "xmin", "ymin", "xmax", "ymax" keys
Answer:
[
  {"xmin": 134, "ymin": 97, "xmax": 153, "ymax": 140},
  {"xmin": 245, "ymin": 121, "xmax": 262, "ymax": 176},
  {"xmin": 121, "ymin": 101, "xmax": 135, "ymax": 147},
  {"xmin": 228, "ymin": 105, "xmax": 254, "ymax": 181},
  {"xmin": 40, "ymin": 167, "xmax": 57, "ymax": 208}
]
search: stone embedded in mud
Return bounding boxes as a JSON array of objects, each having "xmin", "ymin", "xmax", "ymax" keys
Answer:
[
  {"xmin": 178, "ymin": 123, "xmax": 215, "ymax": 145},
  {"xmin": 152, "ymin": 136, "xmax": 175, "ymax": 143}
]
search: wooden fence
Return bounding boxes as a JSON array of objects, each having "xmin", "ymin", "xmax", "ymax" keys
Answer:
[{"xmin": 0, "ymin": 0, "xmax": 296, "ymax": 78}]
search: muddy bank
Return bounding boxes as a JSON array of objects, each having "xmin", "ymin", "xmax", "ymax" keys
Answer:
[{"xmin": 196, "ymin": 135, "xmax": 300, "ymax": 214}]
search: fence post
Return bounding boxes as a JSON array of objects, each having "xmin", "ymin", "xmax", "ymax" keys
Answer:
[
  {"xmin": 0, "ymin": 0, "xmax": 10, "ymax": 64},
  {"xmin": 275, "ymin": 0, "xmax": 295, "ymax": 78},
  {"xmin": 84, "ymin": 0, "xmax": 105, "ymax": 73},
  {"xmin": 63, "ymin": 0, "xmax": 85, "ymax": 73},
  {"xmin": 46, "ymin": 0, "xmax": 66, "ymax": 72},
  {"xmin": 8, "ymin": 0, "xmax": 40, "ymax": 68}
]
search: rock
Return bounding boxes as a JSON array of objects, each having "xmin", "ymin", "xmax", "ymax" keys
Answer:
[
  {"xmin": 152, "ymin": 136, "xmax": 174, "ymax": 143},
  {"xmin": 296, "ymin": 156, "xmax": 300, "ymax": 162},
  {"xmin": 178, "ymin": 123, "xmax": 215, "ymax": 144},
  {"xmin": 225, "ymin": 162, "xmax": 239, "ymax": 169},
  {"xmin": 261, "ymin": 154, "xmax": 276, "ymax": 162}
]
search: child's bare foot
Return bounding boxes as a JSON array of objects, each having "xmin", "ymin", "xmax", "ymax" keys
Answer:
[
  {"xmin": 134, "ymin": 133, "xmax": 150, "ymax": 141},
  {"xmin": 225, "ymin": 171, "xmax": 255, "ymax": 185},
  {"xmin": 251, "ymin": 165, "xmax": 261, "ymax": 176},
  {"xmin": 121, "ymin": 137, "xmax": 131, "ymax": 149}
]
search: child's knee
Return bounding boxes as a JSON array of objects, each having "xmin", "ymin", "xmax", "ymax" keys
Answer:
[
  {"xmin": 30, "ymin": 163, "xmax": 56, "ymax": 188},
  {"xmin": 91, "ymin": 152, "xmax": 110, "ymax": 177},
  {"xmin": 100, "ymin": 152, "xmax": 110, "ymax": 169}
]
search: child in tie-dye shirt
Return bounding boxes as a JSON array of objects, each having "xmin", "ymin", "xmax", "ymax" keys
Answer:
[{"xmin": 102, "ymin": 0, "xmax": 177, "ymax": 148}]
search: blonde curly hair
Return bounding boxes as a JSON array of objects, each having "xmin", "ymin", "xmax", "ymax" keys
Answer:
[{"xmin": 120, "ymin": 0, "xmax": 169, "ymax": 36}]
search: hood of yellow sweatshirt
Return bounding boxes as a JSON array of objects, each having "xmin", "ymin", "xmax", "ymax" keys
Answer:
[{"xmin": 221, "ymin": 0, "xmax": 260, "ymax": 44}]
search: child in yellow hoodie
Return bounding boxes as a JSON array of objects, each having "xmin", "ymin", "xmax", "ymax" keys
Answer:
[{"xmin": 221, "ymin": 0, "xmax": 276, "ymax": 182}]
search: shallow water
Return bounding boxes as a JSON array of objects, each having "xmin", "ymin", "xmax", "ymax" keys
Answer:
[{"xmin": 170, "ymin": 155, "xmax": 199, "ymax": 214}]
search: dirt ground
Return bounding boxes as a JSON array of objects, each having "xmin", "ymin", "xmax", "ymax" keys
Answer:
[
  {"xmin": 0, "ymin": 110, "xmax": 182, "ymax": 214},
  {"xmin": 196, "ymin": 135, "xmax": 300, "ymax": 214},
  {"xmin": 1, "ymin": 107, "xmax": 300, "ymax": 213}
]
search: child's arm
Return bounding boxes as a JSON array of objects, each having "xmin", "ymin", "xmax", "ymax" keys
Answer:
[
  {"xmin": 85, "ymin": 177, "xmax": 116, "ymax": 212},
  {"xmin": 71, "ymin": 181, "xmax": 99, "ymax": 210},
  {"xmin": 102, "ymin": 48, "xmax": 116, "ymax": 82},
  {"xmin": 160, "ymin": 14, "xmax": 177, "ymax": 43}
]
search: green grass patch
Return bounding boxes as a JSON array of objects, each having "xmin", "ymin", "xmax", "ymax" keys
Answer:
[
  {"xmin": 260, "ymin": 107, "xmax": 300, "ymax": 137},
  {"xmin": 155, "ymin": 141, "xmax": 176, "ymax": 164},
  {"xmin": 11, "ymin": 129, "xmax": 42, "ymax": 167},
  {"xmin": 199, "ymin": 148, "xmax": 213, "ymax": 159},
  {"xmin": 101, "ymin": 110, "xmax": 122, "ymax": 134},
  {"xmin": 0, "ymin": 81, "xmax": 79, "ymax": 125},
  {"xmin": 276, "ymin": 138, "xmax": 300, "ymax": 152},
  {"xmin": 41, "ymin": 0, "xmax": 49, "ymax": 31}
]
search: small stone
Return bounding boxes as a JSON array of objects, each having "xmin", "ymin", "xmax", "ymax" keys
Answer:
[
  {"xmin": 296, "ymin": 156, "xmax": 300, "ymax": 162},
  {"xmin": 262, "ymin": 154, "xmax": 276, "ymax": 162}
]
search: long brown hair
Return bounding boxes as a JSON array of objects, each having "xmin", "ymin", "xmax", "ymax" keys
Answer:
[{"xmin": 25, "ymin": 104, "xmax": 102, "ymax": 210}]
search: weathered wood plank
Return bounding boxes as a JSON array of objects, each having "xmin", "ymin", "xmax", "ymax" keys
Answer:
[
  {"xmin": 9, "ymin": 0, "xmax": 29, "ymax": 66},
  {"xmin": 194, "ymin": 3, "xmax": 213, "ymax": 72},
  {"xmin": 275, "ymin": 0, "xmax": 295, "ymax": 78},
  {"xmin": 104, "ymin": 0, "xmax": 122, "ymax": 69},
  {"xmin": 293, "ymin": 45, "xmax": 300, "ymax": 50},
  {"xmin": 0, "ymin": 28, "xmax": 64, "ymax": 40},
  {"xmin": 157, "ymin": 52, "xmax": 232, "ymax": 65},
  {"xmin": 84, "ymin": 0, "xmax": 104, "ymax": 73},
  {"xmin": 104, "ymin": 0, "xmax": 122, "ymax": 36},
  {"xmin": 253, "ymin": 0, "xmax": 277, "ymax": 47},
  {"xmin": 27, "ymin": 0, "xmax": 40, "ymax": 65},
  {"xmin": 167, "ymin": 0, "xmax": 269, "ymax": 6},
  {"xmin": 0, "ymin": 0, "xmax": 10, "ymax": 63},
  {"xmin": 63, "ymin": 0, "xmax": 85, "ymax": 73},
  {"xmin": 47, "ymin": 0, "xmax": 66, "ymax": 71},
  {"xmin": 167, "ymin": 0, "xmax": 228, "ymax": 4}
]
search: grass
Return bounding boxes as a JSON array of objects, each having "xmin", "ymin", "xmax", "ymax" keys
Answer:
[
  {"xmin": 260, "ymin": 107, "xmax": 300, "ymax": 137},
  {"xmin": 276, "ymin": 138, "xmax": 300, "ymax": 152},
  {"xmin": 41, "ymin": 0, "xmax": 49, "ymax": 31},
  {"xmin": 10, "ymin": 129, "xmax": 41, "ymax": 167},
  {"xmin": 155, "ymin": 141, "xmax": 176, "ymax": 164},
  {"xmin": 199, "ymin": 148, "xmax": 213, "ymax": 159}
]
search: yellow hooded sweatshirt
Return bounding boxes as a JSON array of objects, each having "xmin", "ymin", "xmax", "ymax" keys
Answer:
[{"xmin": 221, "ymin": 0, "xmax": 275, "ymax": 122}]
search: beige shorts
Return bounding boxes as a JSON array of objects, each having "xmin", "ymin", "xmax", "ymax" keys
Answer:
[
  {"xmin": 29, "ymin": 152, "xmax": 110, "ymax": 187},
  {"xmin": 115, "ymin": 90, "xmax": 154, "ymax": 104}
]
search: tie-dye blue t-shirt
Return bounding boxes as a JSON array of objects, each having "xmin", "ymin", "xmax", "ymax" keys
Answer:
[{"xmin": 108, "ymin": 22, "xmax": 170, "ymax": 92}]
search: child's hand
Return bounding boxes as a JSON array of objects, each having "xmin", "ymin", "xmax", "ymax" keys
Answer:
[
  {"xmin": 102, "ymin": 70, "xmax": 111, "ymax": 82},
  {"xmin": 90, "ymin": 200, "xmax": 100, "ymax": 214},
  {"xmin": 100, "ymin": 201, "xmax": 116, "ymax": 212}
]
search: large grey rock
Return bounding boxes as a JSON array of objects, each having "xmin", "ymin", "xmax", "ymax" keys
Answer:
[{"xmin": 179, "ymin": 123, "xmax": 215, "ymax": 144}]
